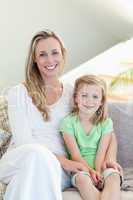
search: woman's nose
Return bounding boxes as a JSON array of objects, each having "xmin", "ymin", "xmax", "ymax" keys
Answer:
[{"xmin": 46, "ymin": 55, "xmax": 54, "ymax": 63}]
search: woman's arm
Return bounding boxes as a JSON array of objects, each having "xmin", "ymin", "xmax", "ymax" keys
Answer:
[
  {"xmin": 55, "ymin": 154, "xmax": 89, "ymax": 173},
  {"xmin": 7, "ymin": 84, "xmax": 33, "ymax": 146},
  {"xmin": 95, "ymin": 133, "xmax": 112, "ymax": 173}
]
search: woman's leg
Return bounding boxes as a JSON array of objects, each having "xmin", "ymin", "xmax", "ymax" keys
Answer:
[
  {"xmin": 74, "ymin": 172, "xmax": 100, "ymax": 200},
  {"xmin": 101, "ymin": 173, "xmax": 121, "ymax": 200},
  {"xmin": 0, "ymin": 144, "xmax": 62, "ymax": 200}
]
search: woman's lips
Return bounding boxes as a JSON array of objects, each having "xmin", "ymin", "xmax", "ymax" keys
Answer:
[{"xmin": 44, "ymin": 64, "xmax": 57, "ymax": 70}]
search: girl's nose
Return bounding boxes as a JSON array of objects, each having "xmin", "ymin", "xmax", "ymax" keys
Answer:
[{"xmin": 87, "ymin": 98, "xmax": 94, "ymax": 105}]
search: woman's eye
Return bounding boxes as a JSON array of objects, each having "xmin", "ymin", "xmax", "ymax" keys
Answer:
[
  {"xmin": 52, "ymin": 51, "xmax": 59, "ymax": 55},
  {"xmin": 39, "ymin": 53, "xmax": 47, "ymax": 57}
]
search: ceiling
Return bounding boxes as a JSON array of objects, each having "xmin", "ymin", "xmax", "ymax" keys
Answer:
[{"xmin": 74, "ymin": 0, "xmax": 133, "ymax": 41}]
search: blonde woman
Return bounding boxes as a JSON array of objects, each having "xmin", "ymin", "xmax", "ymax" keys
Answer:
[
  {"xmin": 0, "ymin": 30, "xmax": 122, "ymax": 200},
  {"xmin": 60, "ymin": 75, "xmax": 122, "ymax": 200}
]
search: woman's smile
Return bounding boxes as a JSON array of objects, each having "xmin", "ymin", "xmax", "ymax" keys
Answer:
[{"xmin": 44, "ymin": 63, "xmax": 58, "ymax": 70}]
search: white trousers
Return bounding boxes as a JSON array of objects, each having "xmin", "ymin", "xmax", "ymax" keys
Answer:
[{"xmin": 0, "ymin": 144, "xmax": 63, "ymax": 200}]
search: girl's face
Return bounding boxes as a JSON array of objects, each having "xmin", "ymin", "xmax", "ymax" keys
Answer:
[
  {"xmin": 35, "ymin": 37, "xmax": 64, "ymax": 80},
  {"xmin": 75, "ymin": 83, "xmax": 103, "ymax": 117}
]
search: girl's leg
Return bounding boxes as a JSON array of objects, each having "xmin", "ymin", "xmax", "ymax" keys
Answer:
[
  {"xmin": 101, "ymin": 173, "xmax": 121, "ymax": 200},
  {"xmin": 74, "ymin": 173, "xmax": 100, "ymax": 200},
  {"xmin": 0, "ymin": 144, "xmax": 62, "ymax": 200}
]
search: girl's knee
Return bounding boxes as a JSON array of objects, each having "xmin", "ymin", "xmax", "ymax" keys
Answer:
[
  {"xmin": 75, "ymin": 173, "xmax": 92, "ymax": 187},
  {"xmin": 104, "ymin": 173, "xmax": 121, "ymax": 187},
  {"xmin": 103, "ymin": 168, "xmax": 122, "ymax": 186}
]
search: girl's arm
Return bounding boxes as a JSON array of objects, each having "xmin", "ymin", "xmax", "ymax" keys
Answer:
[
  {"xmin": 95, "ymin": 132, "xmax": 112, "ymax": 173},
  {"xmin": 63, "ymin": 133, "xmax": 90, "ymax": 169},
  {"xmin": 62, "ymin": 133, "xmax": 101, "ymax": 183},
  {"xmin": 102, "ymin": 133, "xmax": 123, "ymax": 175},
  {"xmin": 104, "ymin": 133, "xmax": 117, "ymax": 162}
]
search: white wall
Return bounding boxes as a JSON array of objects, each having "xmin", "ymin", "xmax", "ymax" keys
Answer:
[{"xmin": 0, "ymin": 0, "xmax": 133, "ymax": 89}]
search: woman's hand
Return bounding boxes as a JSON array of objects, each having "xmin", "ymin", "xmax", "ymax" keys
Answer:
[
  {"xmin": 56, "ymin": 155, "xmax": 89, "ymax": 173},
  {"xmin": 63, "ymin": 159, "xmax": 89, "ymax": 173}
]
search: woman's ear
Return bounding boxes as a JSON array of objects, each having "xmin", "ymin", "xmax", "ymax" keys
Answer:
[
  {"xmin": 74, "ymin": 94, "xmax": 78, "ymax": 104},
  {"xmin": 33, "ymin": 57, "xmax": 36, "ymax": 63},
  {"xmin": 33, "ymin": 52, "xmax": 36, "ymax": 63}
]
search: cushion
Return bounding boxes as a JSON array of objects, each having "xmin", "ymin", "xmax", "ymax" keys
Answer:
[
  {"xmin": 0, "ymin": 129, "xmax": 11, "ymax": 158},
  {"xmin": 0, "ymin": 182, "xmax": 6, "ymax": 200},
  {"xmin": 0, "ymin": 96, "xmax": 11, "ymax": 133},
  {"xmin": 63, "ymin": 188, "xmax": 133, "ymax": 200},
  {"xmin": 0, "ymin": 129, "xmax": 11, "ymax": 147},
  {"xmin": 122, "ymin": 168, "xmax": 133, "ymax": 192},
  {"xmin": 108, "ymin": 102, "xmax": 133, "ymax": 168},
  {"xmin": 0, "ymin": 97, "xmax": 12, "ymax": 158}
]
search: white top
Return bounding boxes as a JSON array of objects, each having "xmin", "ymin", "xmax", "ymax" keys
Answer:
[{"xmin": 7, "ymin": 83, "xmax": 73, "ymax": 155}]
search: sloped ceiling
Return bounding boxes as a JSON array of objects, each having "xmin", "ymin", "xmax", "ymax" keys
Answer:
[
  {"xmin": 63, "ymin": 0, "xmax": 133, "ymax": 72},
  {"xmin": 74, "ymin": 0, "xmax": 133, "ymax": 40}
]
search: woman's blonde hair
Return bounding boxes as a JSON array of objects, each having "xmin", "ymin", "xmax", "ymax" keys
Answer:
[
  {"xmin": 72, "ymin": 75, "xmax": 107, "ymax": 124},
  {"xmin": 24, "ymin": 30, "xmax": 66, "ymax": 121}
]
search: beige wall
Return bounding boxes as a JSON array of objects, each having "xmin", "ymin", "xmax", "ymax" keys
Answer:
[{"xmin": 0, "ymin": 0, "xmax": 132, "ymax": 89}]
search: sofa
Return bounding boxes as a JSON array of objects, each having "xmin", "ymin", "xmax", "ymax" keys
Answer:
[{"xmin": 0, "ymin": 96, "xmax": 133, "ymax": 200}]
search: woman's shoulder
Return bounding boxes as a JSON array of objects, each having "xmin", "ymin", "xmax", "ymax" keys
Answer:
[
  {"xmin": 7, "ymin": 83, "xmax": 27, "ymax": 95},
  {"xmin": 6, "ymin": 83, "xmax": 29, "ymax": 103}
]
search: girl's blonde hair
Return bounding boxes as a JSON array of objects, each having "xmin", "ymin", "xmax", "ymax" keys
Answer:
[
  {"xmin": 72, "ymin": 75, "xmax": 107, "ymax": 124},
  {"xmin": 24, "ymin": 30, "xmax": 66, "ymax": 121}
]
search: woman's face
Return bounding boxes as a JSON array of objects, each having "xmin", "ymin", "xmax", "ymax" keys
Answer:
[{"xmin": 35, "ymin": 37, "xmax": 64, "ymax": 79}]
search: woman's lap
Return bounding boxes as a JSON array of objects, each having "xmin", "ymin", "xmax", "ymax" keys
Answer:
[
  {"xmin": 0, "ymin": 143, "xmax": 71, "ymax": 191},
  {"xmin": 0, "ymin": 144, "xmax": 61, "ymax": 182}
]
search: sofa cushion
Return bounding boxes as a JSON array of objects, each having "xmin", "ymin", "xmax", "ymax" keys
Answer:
[
  {"xmin": 0, "ymin": 129, "xmax": 11, "ymax": 147},
  {"xmin": 122, "ymin": 168, "xmax": 133, "ymax": 192},
  {"xmin": 63, "ymin": 188, "xmax": 133, "ymax": 200},
  {"xmin": 0, "ymin": 97, "xmax": 11, "ymax": 133},
  {"xmin": 0, "ymin": 129, "xmax": 11, "ymax": 158},
  {"xmin": 108, "ymin": 102, "xmax": 133, "ymax": 168},
  {"xmin": 0, "ymin": 182, "xmax": 6, "ymax": 200},
  {"xmin": 0, "ymin": 97, "xmax": 11, "ymax": 158}
]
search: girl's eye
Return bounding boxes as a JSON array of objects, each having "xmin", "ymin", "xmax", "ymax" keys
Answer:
[
  {"xmin": 82, "ymin": 94, "xmax": 87, "ymax": 98},
  {"xmin": 93, "ymin": 95, "xmax": 98, "ymax": 99}
]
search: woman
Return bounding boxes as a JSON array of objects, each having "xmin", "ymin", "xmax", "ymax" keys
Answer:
[{"xmin": 0, "ymin": 30, "xmax": 122, "ymax": 200}]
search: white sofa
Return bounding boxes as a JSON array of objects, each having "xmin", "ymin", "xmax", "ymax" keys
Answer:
[{"xmin": 0, "ymin": 97, "xmax": 133, "ymax": 200}]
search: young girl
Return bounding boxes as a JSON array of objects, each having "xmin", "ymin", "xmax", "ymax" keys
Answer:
[{"xmin": 60, "ymin": 75, "xmax": 121, "ymax": 200}]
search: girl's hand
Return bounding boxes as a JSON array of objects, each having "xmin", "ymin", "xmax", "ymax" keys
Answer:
[
  {"xmin": 89, "ymin": 168, "xmax": 102, "ymax": 185},
  {"xmin": 102, "ymin": 160, "xmax": 123, "ymax": 176}
]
